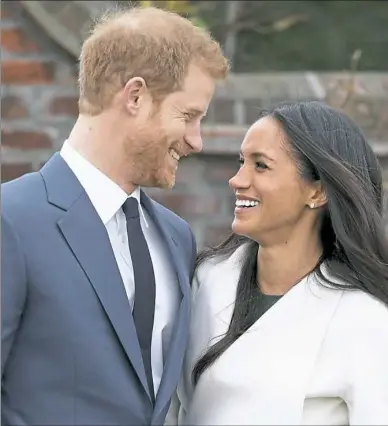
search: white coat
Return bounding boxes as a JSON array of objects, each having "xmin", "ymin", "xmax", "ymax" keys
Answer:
[{"xmin": 167, "ymin": 244, "xmax": 388, "ymax": 425}]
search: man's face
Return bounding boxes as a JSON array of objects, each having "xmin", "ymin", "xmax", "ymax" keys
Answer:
[{"xmin": 124, "ymin": 64, "xmax": 215, "ymax": 189}]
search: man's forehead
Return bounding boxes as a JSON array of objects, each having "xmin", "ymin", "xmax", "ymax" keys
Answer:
[
  {"xmin": 171, "ymin": 91, "xmax": 209, "ymax": 114},
  {"xmin": 182, "ymin": 64, "xmax": 215, "ymax": 92}
]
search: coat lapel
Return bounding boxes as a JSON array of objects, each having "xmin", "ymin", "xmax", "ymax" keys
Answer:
[
  {"xmin": 232, "ymin": 274, "xmax": 343, "ymax": 424},
  {"xmin": 40, "ymin": 154, "xmax": 150, "ymax": 399},
  {"xmin": 184, "ymin": 245, "xmax": 344, "ymax": 425},
  {"xmin": 140, "ymin": 191, "xmax": 191, "ymax": 418}
]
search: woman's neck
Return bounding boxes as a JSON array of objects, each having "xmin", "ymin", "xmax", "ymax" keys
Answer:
[{"xmin": 257, "ymin": 235, "xmax": 323, "ymax": 296}]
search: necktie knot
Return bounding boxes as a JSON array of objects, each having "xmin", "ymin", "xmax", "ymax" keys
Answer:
[{"xmin": 122, "ymin": 197, "xmax": 140, "ymax": 219}]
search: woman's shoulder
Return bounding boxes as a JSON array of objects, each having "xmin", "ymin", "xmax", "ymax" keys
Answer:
[
  {"xmin": 309, "ymin": 267, "xmax": 388, "ymax": 358},
  {"xmin": 319, "ymin": 264, "xmax": 388, "ymax": 322},
  {"xmin": 332, "ymin": 289, "xmax": 388, "ymax": 370},
  {"xmin": 340, "ymin": 287, "xmax": 388, "ymax": 324},
  {"xmin": 326, "ymin": 278, "xmax": 388, "ymax": 339}
]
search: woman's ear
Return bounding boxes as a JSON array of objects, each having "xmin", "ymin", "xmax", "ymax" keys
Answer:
[{"xmin": 307, "ymin": 181, "xmax": 327, "ymax": 209}]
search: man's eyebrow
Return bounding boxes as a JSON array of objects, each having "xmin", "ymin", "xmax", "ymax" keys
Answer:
[
  {"xmin": 239, "ymin": 151, "xmax": 275, "ymax": 162},
  {"xmin": 186, "ymin": 108, "xmax": 207, "ymax": 116}
]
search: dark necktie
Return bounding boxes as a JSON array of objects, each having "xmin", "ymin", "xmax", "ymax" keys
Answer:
[{"xmin": 122, "ymin": 197, "xmax": 156, "ymax": 403}]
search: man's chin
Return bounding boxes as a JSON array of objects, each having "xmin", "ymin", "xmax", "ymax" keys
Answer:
[
  {"xmin": 158, "ymin": 166, "xmax": 177, "ymax": 188},
  {"xmin": 141, "ymin": 173, "xmax": 176, "ymax": 189},
  {"xmin": 159, "ymin": 175, "xmax": 176, "ymax": 189}
]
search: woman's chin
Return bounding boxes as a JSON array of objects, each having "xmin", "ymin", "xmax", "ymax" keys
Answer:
[
  {"xmin": 232, "ymin": 218, "xmax": 263, "ymax": 243},
  {"xmin": 232, "ymin": 219, "xmax": 251, "ymax": 238}
]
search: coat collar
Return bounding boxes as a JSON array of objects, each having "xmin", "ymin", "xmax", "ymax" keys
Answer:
[
  {"xmin": 41, "ymin": 153, "xmax": 191, "ymax": 414},
  {"xmin": 181, "ymin": 243, "xmax": 345, "ymax": 425}
]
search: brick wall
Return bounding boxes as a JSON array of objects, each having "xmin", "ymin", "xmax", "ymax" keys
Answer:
[
  {"xmin": 1, "ymin": 2, "xmax": 79, "ymax": 179},
  {"xmin": 0, "ymin": 2, "xmax": 237, "ymax": 248},
  {"xmin": 2, "ymin": 1, "xmax": 388, "ymax": 248}
]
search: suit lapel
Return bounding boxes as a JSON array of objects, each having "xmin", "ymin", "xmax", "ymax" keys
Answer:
[
  {"xmin": 140, "ymin": 191, "xmax": 189, "ymax": 300},
  {"xmin": 242, "ymin": 277, "xmax": 342, "ymax": 424},
  {"xmin": 206, "ymin": 249, "xmax": 345, "ymax": 425},
  {"xmin": 40, "ymin": 154, "xmax": 150, "ymax": 399},
  {"xmin": 140, "ymin": 191, "xmax": 191, "ymax": 417}
]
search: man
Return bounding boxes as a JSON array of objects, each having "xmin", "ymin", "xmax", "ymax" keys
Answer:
[{"xmin": 1, "ymin": 6, "xmax": 229, "ymax": 425}]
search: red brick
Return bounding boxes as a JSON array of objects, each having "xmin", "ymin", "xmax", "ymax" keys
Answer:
[
  {"xmin": 1, "ymin": 28, "xmax": 40, "ymax": 54},
  {"xmin": 202, "ymin": 156, "xmax": 239, "ymax": 184},
  {"xmin": 175, "ymin": 158, "xmax": 203, "ymax": 186},
  {"xmin": 1, "ymin": 163, "xmax": 32, "ymax": 182},
  {"xmin": 0, "ymin": 6, "xmax": 11, "ymax": 19},
  {"xmin": 204, "ymin": 164, "xmax": 238, "ymax": 184},
  {"xmin": 152, "ymin": 194, "xmax": 222, "ymax": 217},
  {"xmin": 202, "ymin": 127, "xmax": 246, "ymax": 138},
  {"xmin": 2, "ymin": 130, "xmax": 52, "ymax": 150},
  {"xmin": 0, "ymin": 1, "xmax": 23, "ymax": 21},
  {"xmin": 1, "ymin": 96, "xmax": 28, "ymax": 120},
  {"xmin": 49, "ymin": 96, "xmax": 79, "ymax": 117},
  {"xmin": 2, "ymin": 60, "xmax": 54, "ymax": 84}
]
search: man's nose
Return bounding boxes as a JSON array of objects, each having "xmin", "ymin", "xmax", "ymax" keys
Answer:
[{"xmin": 185, "ymin": 122, "xmax": 203, "ymax": 153}]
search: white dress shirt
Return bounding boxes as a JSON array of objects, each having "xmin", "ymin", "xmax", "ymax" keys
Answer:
[{"xmin": 60, "ymin": 141, "xmax": 180, "ymax": 393}]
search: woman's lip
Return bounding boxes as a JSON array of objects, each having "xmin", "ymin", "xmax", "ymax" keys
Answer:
[
  {"xmin": 234, "ymin": 205, "xmax": 259, "ymax": 214},
  {"xmin": 235, "ymin": 194, "xmax": 260, "ymax": 202}
]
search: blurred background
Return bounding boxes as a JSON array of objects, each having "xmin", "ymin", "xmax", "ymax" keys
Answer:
[{"xmin": 2, "ymin": 0, "xmax": 388, "ymax": 248}]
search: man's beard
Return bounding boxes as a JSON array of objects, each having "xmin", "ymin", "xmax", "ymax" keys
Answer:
[{"xmin": 126, "ymin": 128, "xmax": 176, "ymax": 189}]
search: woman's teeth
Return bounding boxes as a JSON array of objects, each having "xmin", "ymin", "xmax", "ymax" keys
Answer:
[{"xmin": 235, "ymin": 199, "xmax": 259, "ymax": 208}]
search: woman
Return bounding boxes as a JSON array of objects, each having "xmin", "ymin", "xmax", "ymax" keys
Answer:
[{"xmin": 172, "ymin": 101, "xmax": 388, "ymax": 425}]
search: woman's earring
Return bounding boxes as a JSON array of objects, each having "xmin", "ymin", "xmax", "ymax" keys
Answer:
[{"xmin": 310, "ymin": 203, "xmax": 315, "ymax": 209}]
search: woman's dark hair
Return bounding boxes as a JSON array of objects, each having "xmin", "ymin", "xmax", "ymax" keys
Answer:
[{"xmin": 192, "ymin": 100, "xmax": 388, "ymax": 385}]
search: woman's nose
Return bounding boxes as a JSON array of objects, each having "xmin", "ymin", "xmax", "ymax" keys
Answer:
[{"xmin": 229, "ymin": 168, "xmax": 250, "ymax": 190}]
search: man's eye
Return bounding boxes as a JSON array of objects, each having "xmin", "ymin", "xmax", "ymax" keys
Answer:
[{"xmin": 238, "ymin": 158, "xmax": 244, "ymax": 166}]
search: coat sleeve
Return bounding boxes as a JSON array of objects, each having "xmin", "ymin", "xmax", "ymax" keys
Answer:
[
  {"xmin": 164, "ymin": 266, "xmax": 202, "ymax": 426},
  {"xmin": 345, "ymin": 303, "xmax": 388, "ymax": 425},
  {"xmin": 1, "ymin": 214, "xmax": 27, "ymax": 376},
  {"xmin": 164, "ymin": 391, "xmax": 180, "ymax": 425}
]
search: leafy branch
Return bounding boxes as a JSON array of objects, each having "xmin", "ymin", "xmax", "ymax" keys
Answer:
[
  {"xmin": 137, "ymin": 0, "xmax": 207, "ymax": 27},
  {"xmin": 325, "ymin": 49, "xmax": 363, "ymax": 112}
]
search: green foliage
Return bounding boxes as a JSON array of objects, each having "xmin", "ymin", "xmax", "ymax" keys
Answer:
[
  {"xmin": 137, "ymin": 0, "xmax": 207, "ymax": 28},
  {"xmin": 198, "ymin": 0, "xmax": 388, "ymax": 71}
]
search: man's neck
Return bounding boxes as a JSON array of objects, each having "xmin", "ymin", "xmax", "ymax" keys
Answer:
[{"xmin": 67, "ymin": 115, "xmax": 136, "ymax": 195}]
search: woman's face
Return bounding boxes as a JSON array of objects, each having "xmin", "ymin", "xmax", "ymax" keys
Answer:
[{"xmin": 229, "ymin": 116, "xmax": 321, "ymax": 245}]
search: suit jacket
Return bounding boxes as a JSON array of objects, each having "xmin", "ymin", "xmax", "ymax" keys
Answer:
[
  {"xmin": 169, "ymin": 243, "xmax": 388, "ymax": 425},
  {"xmin": 1, "ymin": 153, "xmax": 196, "ymax": 426}
]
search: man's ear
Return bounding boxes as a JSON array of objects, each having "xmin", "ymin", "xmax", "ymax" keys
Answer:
[
  {"xmin": 122, "ymin": 77, "xmax": 148, "ymax": 115},
  {"xmin": 307, "ymin": 180, "xmax": 327, "ymax": 209}
]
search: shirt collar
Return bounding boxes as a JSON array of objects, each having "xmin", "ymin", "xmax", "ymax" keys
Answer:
[{"xmin": 60, "ymin": 141, "xmax": 147, "ymax": 226}]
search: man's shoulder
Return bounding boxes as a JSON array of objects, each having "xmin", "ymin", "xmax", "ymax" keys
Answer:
[
  {"xmin": 150, "ymin": 197, "xmax": 191, "ymax": 233},
  {"xmin": 2, "ymin": 171, "xmax": 45, "ymax": 217}
]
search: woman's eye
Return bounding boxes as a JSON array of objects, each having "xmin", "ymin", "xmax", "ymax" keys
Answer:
[
  {"xmin": 238, "ymin": 158, "xmax": 268, "ymax": 170},
  {"xmin": 256, "ymin": 162, "xmax": 268, "ymax": 170}
]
